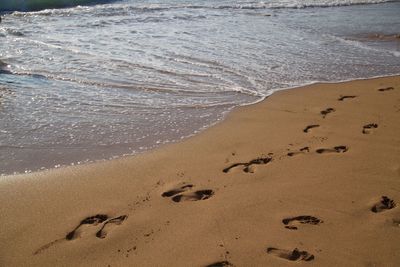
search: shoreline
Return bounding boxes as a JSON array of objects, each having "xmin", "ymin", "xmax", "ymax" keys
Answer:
[
  {"xmin": 3, "ymin": 73, "xmax": 400, "ymax": 176},
  {"xmin": 1, "ymin": 76, "xmax": 399, "ymax": 266}
]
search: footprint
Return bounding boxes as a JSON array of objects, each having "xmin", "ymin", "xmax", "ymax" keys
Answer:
[
  {"xmin": 378, "ymin": 87, "xmax": 394, "ymax": 92},
  {"xmin": 162, "ymin": 184, "xmax": 214, "ymax": 203},
  {"xmin": 266, "ymin": 247, "xmax": 314, "ymax": 262},
  {"xmin": 362, "ymin": 123, "xmax": 378, "ymax": 134},
  {"xmin": 338, "ymin": 95, "xmax": 357, "ymax": 101},
  {"xmin": 172, "ymin": 189, "xmax": 214, "ymax": 202},
  {"xmin": 96, "ymin": 215, "xmax": 128, "ymax": 239},
  {"xmin": 161, "ymin": 183, "xmax": 194, "ymax": 197},
  {"xmin": 392, "ymin": 219, "xmax": 400, "ymax": 227},
  {"xmin": 320, "ymin": 108, "xmax": 335, "ymax": 118},
  {"xmin": 282, "ymin": 216, "xmax": 323, "ymax": 230},
  {"xmin": 287, "ymin": 147, "xmax": 309, "ymax": 157},
  {"xmin": 316, "ymin": 145, "xmax": 348, "ymax": 154},
  {"xmin": 223, "ymin": 157, "xmax": 272, "ymax": 173},
  {"xmin": 303, "ymin": 124, "xmax": 319, "ymax": 133},
  {"xmin": 371, "ymin": 196, "xmax": 396, "ymax": 213},
  {"xmin": 205, "ymin": 261, "xmax": 234, "ymax": 267},
  {"xmin": 66, "ymin": 214, "xmax": 109, "ymax": 240}
]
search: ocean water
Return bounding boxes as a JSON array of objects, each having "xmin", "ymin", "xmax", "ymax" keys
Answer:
[{"xmin": 0, "ymin": 0, "xmax": 399, "ymax": 175}]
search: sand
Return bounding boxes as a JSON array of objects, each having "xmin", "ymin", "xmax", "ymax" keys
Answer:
[{"xmin": 0, "ymin": 76, "xmax": 399, "ymax": 266}]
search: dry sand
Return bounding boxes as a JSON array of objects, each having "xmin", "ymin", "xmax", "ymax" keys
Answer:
[{"xmin": 1, "ymin": 76, "xmax": 400, "ymax": 266}]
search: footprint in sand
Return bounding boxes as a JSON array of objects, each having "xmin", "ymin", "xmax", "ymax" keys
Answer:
[
  {"xmin": 362, "ymin": 123, "xmax": 378, "ymax": 134},
  {"xmin": 303, "ymin": 124, "xmax": 319, "ymax": 133},
  {"xmin": 282, "ymin": 216, "xmax": 323, "ymax": 230},
  {"xmin": 161, "ymin": 183, "xmax": 194, "ymax": 197},
  {"xmin": 378, "ymin": 87, "xmax": 394, "ymax": 92},
  {"xmin": 66, "ymin": 214, "xmax": 109, "ymax": 240},
  {"xmin": 392, "ymin": 219, "xmax": 400, "ymax": 227},
  {"xmin": 266, "ymin": 247, "xmax": 314, "ymax": 262},
  {"xmin": 338, "ymin": 95, "xmax": 357, "ymax": 101},
  {"xmin": 35, "ymin": 214, "xmax": 126, "ymax": 255},
  {"xmin": 223, "ymin": 157, "xmax": 272, "ymax": 173},
  {"xmin": 162, "ymin": 184, "xmax": 214, "ymax": 203},
  {"xmin": 371, "ymin": 196, "xmax": 396, "ymax": 213},
  {"xmin": 316, "ymin": 145, "xmax": 348, "ymax": 154},
  {"xmin": 320, "ymin": 108, "xmax": 335, "ymax": 118},
  {"xmin": 287, "ymin": 147, "xmax": 310, "ymax": 157},
  {"xmin": 205, "ymin": 261, "xmax": 234, "ymax": 267},
  {"xmin": 96, "ymin": 215, "xmax": 128, "ymax": 239}
]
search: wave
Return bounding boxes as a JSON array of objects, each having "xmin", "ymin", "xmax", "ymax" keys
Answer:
[{"xmin": 0, "ymin": 0, "xmax": 119, "ymax": 12}]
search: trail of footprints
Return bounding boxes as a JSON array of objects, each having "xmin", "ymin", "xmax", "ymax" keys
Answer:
[
  {"xmin": 35, "ymin": 87, "xmax": 398, "ymax": 264},
  {"xmin": 219, "ymin": 89, "xmax": 397, "ymax": 264}
]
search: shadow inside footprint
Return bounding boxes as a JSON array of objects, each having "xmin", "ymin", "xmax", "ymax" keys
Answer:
[
  {"xmin": 96, "ymin": 215, "xmax": 127, "ymax": 239},
  {"xmin": 378, "ymin": 87, "xmax": 394, "ymax": 92},
  {"xmin": 316, "ymin": 146, "xmax": 348, "ymax": 154},
  {"xmin": 266, "ymin": 247, "xmax": 314, "ymax": 262},
  {"xmin": 338, "ymin": 95, "xmax": 357, "ymax": 101},
  {"xmin": 205, "ymin": 261, "xmax": 234, "ymax": 267},
  {"xmin": 282, "ymin": 216, "xmax": 323, "ymax": 230},
  {"xmin": 172, "ymin": 189, "xmax": 214, "ymax": 202},
  {"xmin": 223, "ymin": 157, "xmax": 272, "ymax": 173},
  {"xmin": 303, "ymin": 125, "xmax": 319, "ymax": 133},
  {"xmin": 362, "ymin": 123, "xmax": 378, "ymax": 134},
  {"xmin": 162, "ymin": 184, "xmax": 194, "ymax": 197},
  {"xmin": 287, "ymin": 147, "xmax": 309, "ymax": 157},
  {"xmin": 320, "ymin": 108, "xmax": 335, "ymax": 118},
  {"xmin": 371, "ymin": 196, "xmax": 396, "ymax": 213},
  {"xmin": 66, "ymin": 214, "xmax": 109, "ymax": 240}
]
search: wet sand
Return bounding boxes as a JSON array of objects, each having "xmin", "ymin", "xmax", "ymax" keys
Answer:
[{"xmin": 0, "ymin": 76, "xmax": 399, "ymax": 266}]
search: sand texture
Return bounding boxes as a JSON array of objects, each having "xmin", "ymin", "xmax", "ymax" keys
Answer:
[{"xmin": 1, "ymin": 76, "xmax": 400, "ymax": 266}]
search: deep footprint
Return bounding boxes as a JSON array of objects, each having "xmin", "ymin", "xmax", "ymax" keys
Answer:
[
  {"xmin": 282, "ymin": 216, "xmax": 323, "ymax": 230},
  {"xmin": 320, "ymin": 108, "xmax": 335, "ymax": 118},
  {"xmin": 303, "ymin": 125, "xmax": 319, "ymax": 133},
  {"xmin": 223, "ymin": 157, "xmax": 272, "ymax": 173},
  {"xmin": 162, "ymin": 184, "xmax": 194, "ymax": 197},
  {"xmin": 266, "ymin": 247, "xmax": 314, "ymax": 262},
  {"xmin": 371, "ymin": 196, "xmax": 396, "ymax": 213},
  {"xmin": 205, "ymin": 261, "xmax": 234, "ymax": 267},
  {"xmin": 378, "ymin": 87, "xmax": 394, "ymax": 92},
  {"xmin": 338, "ymin": 95, "xmax": 357, "ymax": 101},
  {"xmin": 172, "ymin": 189, "xmax": 214, "ymax": 202},
  {"xmin": 96, "ymin": 215, "xmax": 128, "ymax": 239},
  {"xmin": 287, "ymin": 147, "xmax": 309, "ymax": 157},
  {"xmin": 66, "ymin": 214, "xmax": 109, "ymax": 240},
  {"xmin": 362, "ymin": 123, "xmax": 378, "ymax": 134},
  {"xmin": 316, "ymin": 145, "xmax": 348, "ymax": 154}
]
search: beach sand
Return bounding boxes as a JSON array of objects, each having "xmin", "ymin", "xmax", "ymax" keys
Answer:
[{"xmin": 1, "ymin": 76, "xmax": 399, "ymax": 266}]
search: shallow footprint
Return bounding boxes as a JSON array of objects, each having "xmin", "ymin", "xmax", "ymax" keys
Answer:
[
  {"xmin": 96, "ymin": 215, "xmax": 127, "ymax": 239},
  {"xmin": 303, "ymin": 125, "xmax": 319, "ymax": 133},
  {"xmin": 371, "ymin": 196, "xmax": 396, "ymax": 213},
  {"xmin": 172, "ymin": 189, "xmax": 214, "ymax": 202},
  {"xmin": 223, "ymin": 157, "xmax": 272, "ymax": 173},
  {"xmin": 282, "ymin": 215, "xmax": 323, "ymax": 230},
  {"xmin": 266, "ymin": 247, "xmax": 314, "ymax": 262},
  {"xmin": 205, "ymin": 261, "xmax": 234, "ymax": 267},
  {"xmin": 66, "ymin": 214, "xmax": 108, "ymax": 240},
  {"xmin": 320, "ymin": 108, "xmax": 335, "ymax": 118},
  {"xmin": 378, "ymin": 87, "xmax": 394, "ymax": 92},
  {"xmin": 162, "ymin": 183, "xmax": 194, "ymax": 198},
  {"xmin": 316, "ymin": 145, "xmax": 348, "ymax": 154},
  {"xmin": 287, "ymin": 147, "xmax": 309, "ymax": 157},
  {"xmin": 362, "ymin": 123, "xmax": 378, "ymax": 134},
  {"xmin": 338, "ymin": 95, "xmax": 357, "ymax": 101}
]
